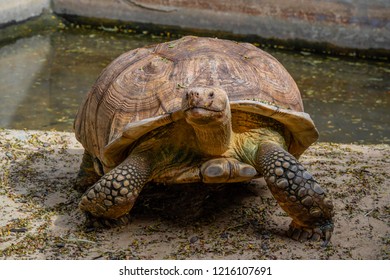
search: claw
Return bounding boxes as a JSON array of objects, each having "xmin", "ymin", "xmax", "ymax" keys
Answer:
[
  {"xmin": 320, "ymin": 222, "xmax": 334, "ymax": 247},
  {"xmin": 321, "ymin": 239, "xmax": 329, "ymax": 247},
  {"xmin": 321, "ymin": 228, "xmax": 333, "ymax": 247},
  {"xmin": 298, "ymin": 230, "xmax": 309, "ymax": 242},
  {"xmin": 288, "ymin": 220, "xmax": 334, "ymax": 246},
  {"xmin": 310, "ymin": 232, "xmax": 321, "ymax": 241},
  {"xmin": 84, "ymin": 211, "xmax": 130, "ymax": 229},
  {"xmin": 292, "ymin": 228, "xmax": 301, "ymax": 241}
]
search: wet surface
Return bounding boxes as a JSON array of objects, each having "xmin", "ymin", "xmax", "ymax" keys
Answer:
[{"xmin": 0, "ymin": 17, "xmax": 389, "ymax": 144}]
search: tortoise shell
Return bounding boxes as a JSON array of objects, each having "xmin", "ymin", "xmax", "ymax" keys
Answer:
[{"xmin": 74, "ymin": 36, "xmax": 318, "ymax": 170}]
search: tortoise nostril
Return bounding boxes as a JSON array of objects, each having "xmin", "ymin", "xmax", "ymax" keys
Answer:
[{"xmin": 185, "ymin": 88, "xmax": 214, "ymax": 104}]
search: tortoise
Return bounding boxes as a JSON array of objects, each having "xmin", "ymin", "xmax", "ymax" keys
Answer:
[{"xmin": 74, "ymin": 36, "xmax": 334, "ymax": 245}]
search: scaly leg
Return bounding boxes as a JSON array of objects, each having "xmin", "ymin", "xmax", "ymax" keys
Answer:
[
  {"xmin": 79, "ymin": 155, "xmax": 151, "ymax": 221},
  {"xmin": 256, "ymin": 142, "xmax": 334, "ymax": 246}
]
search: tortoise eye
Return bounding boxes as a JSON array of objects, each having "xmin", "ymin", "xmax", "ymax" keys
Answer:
[{"xmin": 209, "ymin": 92, "xmax": 214, "ymax": 98}]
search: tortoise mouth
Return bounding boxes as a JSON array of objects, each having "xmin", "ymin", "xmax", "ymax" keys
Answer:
[
  {"xmin": 184, "ymin": 107, "xmax": 226, "ymax": 125},
  {"xmin": 184, "ymin": 106, "xmax": 224, "ymax": 113}
]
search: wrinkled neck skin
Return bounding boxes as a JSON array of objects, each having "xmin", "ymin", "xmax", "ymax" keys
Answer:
[{"xmin": 190, "ymin": 113, "xmax": 232, "ymax": 156}]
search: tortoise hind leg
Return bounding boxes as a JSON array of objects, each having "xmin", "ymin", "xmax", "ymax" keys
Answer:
[
  {"xmin": 255, "ymin": 142, "xmax": 334, "ymax": 246},
  {"xmin": 74, "ymin": 151, "xmax": 103, "ymax": 192},
  {"xmin": 79, "ymin": 154, "xmax": 152, "ymax": 222}
]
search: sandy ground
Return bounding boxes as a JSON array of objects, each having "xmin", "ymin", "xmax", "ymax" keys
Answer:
[{"xmin": 0, "ymin": 129, "xmax": 389, "ymax": 260}]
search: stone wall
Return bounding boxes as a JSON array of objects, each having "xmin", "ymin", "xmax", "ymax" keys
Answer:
[
  {"xmin": 0, "ymin": 0, "xmax": 389, "ymax": 54},
  {"xmin": 0, "ymin": 0, "xmax": 50, "ymax": 26},
  {"xmin": 51, "ymin": 0, "xmax": 389, "ymax": 54}
]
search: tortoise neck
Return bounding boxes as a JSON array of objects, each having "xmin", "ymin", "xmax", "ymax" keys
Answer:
[{"xmin": 191, "ymin": 117, "xmax": 232, "ymax": 156}]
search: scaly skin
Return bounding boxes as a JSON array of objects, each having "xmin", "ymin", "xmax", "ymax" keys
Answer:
[
  {"xmin": 79, "ymin": 155, "xmax": 151, "ymax": 220},
  {"xmin": 256, "ymin": 142, "xmax": 334, "ymax": 246}
]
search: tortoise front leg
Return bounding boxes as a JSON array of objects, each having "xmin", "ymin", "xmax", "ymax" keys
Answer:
[
  {"xmin": 256, "ymin": 142, "xmax": 334, "ymax": 246},
  {"xmin": 79, "ymin": 154, "xmax": 151, "ymax": 221}
]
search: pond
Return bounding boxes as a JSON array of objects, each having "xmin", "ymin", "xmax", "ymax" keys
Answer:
[{"xmin": 0, "ymin": 16, "xmax": 389, "ymax": 144}]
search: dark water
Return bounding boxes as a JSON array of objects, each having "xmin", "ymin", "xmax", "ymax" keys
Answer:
[{"xmin": 0, "ymin": 18, "xmax": 389, "ymax": 144}]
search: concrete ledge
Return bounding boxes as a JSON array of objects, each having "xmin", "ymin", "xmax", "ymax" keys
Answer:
[
  {"xmin": 0, "ymin": 0, "xmax": 50, "ymax": 26},
  {"xmin": 0, "ymin": 129, "xmax": 389, "ymax": 259},
  {"xmin": 51, "ymin": 0, "xmax": 390, "ymax": 56},
  {"xmin": 1, "ymin": 1, "xmax": 388, "ymax": 56}
]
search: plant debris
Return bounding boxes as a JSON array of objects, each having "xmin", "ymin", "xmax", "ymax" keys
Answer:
[{"xmin": 0, "ymin": 129, "xmax": 389, "ymax": 260}]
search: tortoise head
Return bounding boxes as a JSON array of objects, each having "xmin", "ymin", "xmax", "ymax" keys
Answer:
[
  {"xmin": 182, "ymin": 87, "xmax": 232, "ymax": 156},
  {"xmin": 182, "ymin": 87, "xmax": 230, "ymax": 126}
]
